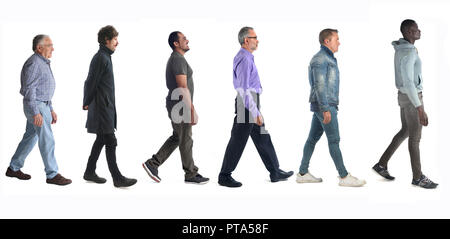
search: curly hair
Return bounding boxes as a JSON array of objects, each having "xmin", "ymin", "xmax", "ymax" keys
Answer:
[{"xmin": 98, "ymin": 25, "xmax": 119, "ymax": 45}]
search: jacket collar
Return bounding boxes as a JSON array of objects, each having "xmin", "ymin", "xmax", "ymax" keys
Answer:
[
  {"xmin": 320, "ymin": 44, "xmax": 335, "ymax": 58},
  {"xmin": 100, "ymin": 44, "xmax": 114, "ymax": 55}
]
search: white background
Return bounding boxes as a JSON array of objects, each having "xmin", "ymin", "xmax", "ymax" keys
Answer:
[{"xmin": 0, "ymin": 0, "xmax": 449, "ymax": 218}]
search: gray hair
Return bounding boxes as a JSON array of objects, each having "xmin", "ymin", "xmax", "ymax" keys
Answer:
[
  {"xmin": 238, "ymin": 26, "xmax": 253, "ymax": 45},
  {"xmin": 32, "ymin": 34, "xmax": 49, "ymax": 52}
]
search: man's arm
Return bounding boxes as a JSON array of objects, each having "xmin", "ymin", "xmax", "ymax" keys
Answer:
[
  {"xmin": 311, "ymin": 61, "xmax": 331, "ymax": 124},
  {"xmin": 400, "ymin": 53, "xmax": 422, "ymax": 108},
  {"xmin": 22, "ymin": 61, "xmax": 45, "ymax": 127},
  {"xmin": 175, "ymin": 74, "xmax": 197, "ymax": 125},
  {"xmin": 22, "ymin": 61, "xmax": 40, "ymax": 116},
  {"xmin": 235, "ymin": 59, "xmax": 262, "ymax": 126},
  {"xmin": 83, "ymin": 55, "xmax": 104, "ymax": 110},
  {"xmin": 400, "ymin": 52, "xmax": 428, "ymax": 126}
]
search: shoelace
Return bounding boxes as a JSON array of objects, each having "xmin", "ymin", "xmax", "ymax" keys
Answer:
[{"xmin": 421, "ymin": 176, "xmax": 432, "ymax": 185}]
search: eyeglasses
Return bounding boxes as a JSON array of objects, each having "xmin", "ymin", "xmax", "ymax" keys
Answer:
[{"xmin": 247, "ymin": 36, "xmax": 258, "ymax": 40}]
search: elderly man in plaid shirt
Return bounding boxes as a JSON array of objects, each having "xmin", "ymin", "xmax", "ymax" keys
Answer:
[{"xmin": 5, "ymin": 34, "xmax": 71, "ymax": 186}]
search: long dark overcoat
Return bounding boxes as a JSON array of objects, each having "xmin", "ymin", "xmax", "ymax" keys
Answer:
[{"xmin": 83, "ymin": 45, "xmax": 117, "ymax": 134}]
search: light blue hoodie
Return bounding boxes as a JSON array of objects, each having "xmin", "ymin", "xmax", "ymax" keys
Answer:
[{"xmin": 392, "ymin": 38, "xmax": 423, "ymax": 107}]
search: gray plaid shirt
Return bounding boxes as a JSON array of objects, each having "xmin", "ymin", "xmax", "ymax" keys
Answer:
[{"xmin": 20, "ymin": 53, "xmax": 55, "ymax": 116}]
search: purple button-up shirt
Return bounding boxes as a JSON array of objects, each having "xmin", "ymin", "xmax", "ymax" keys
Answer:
[
  {"xmin": 20, "ymin": 53, "xmax": 55, "ymax": 116},
  {"xmin": 233, "ymin": 48, "xmax": 262, "ymax": 118}
]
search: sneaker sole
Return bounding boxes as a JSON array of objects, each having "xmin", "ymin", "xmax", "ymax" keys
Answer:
[
  {"xmin": 372, "ymin": 168, "xmax": 395, "ymax": 180},
  {"xmin": 184, "ymin": 180, "xmax": 209, "ymax": 185},
  {"xmin": 142, "ymin": 163, "xmax": 161, "ymax": 183},
  {"xmin": 411, "ymin": 184, "xmax": 438, "ymax": 189},
  {"xmin": 339, "ymin": 182, "xmax": 366, "ymax": 187},
  {"xmin": 296, "ymin": 179, "xmax": 323, "ymax": 183}
]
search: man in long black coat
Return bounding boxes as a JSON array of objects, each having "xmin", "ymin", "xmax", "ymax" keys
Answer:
[{"xmin": 82, "ymin": 25, "xmax": 137, "ymax": 188}]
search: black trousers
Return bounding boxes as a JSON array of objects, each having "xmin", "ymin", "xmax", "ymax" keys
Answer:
[
  {"xmin": 85, "ymin": 133, "xmax": 123, "ymax": 180},
  {"xmin": 219, "ymin": 97, "xmax": 280, "ymax": 177}
]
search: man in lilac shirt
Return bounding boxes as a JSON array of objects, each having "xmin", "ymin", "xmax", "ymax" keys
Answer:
[
  {"xmin": 6, "ymin": 35, "xmax": 71, "ymax": 186},
  {"xmin": 218, "ymin": 27, "xmax": 293, "ymax": 187}
]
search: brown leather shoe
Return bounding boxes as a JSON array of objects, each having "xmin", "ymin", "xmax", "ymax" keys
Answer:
[
  {"xmin": 46, "ymin": 174, "xmax": 72, "ymax": 186},
  {"xmin": 5, "ymin": 167, "xmax": 31, "ymax": 180}
]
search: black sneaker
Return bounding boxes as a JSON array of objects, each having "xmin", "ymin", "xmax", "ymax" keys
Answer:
[
  {"xmin": 185, "ymin": 174, "xmax": 209, "ymax": 185},
  {"xmin": 83, "ymin": 172, "xmax": 107, "ymax": 184},
  {"xmin": 142, "ymin": 161, "xmax": 161, "ymax": 183},
  {"xmin": 372, "ymin": 163, "xmax": 395, "ymax": 180},
  {"xmin": 412, "ymin": 175, "xmax": 438, "ymax": 189},
  {"xmin": 218, "ymin": 175, "xmax": 242, "ymax": 188}
]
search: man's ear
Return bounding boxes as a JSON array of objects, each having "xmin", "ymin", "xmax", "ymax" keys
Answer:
[{"xmin": 36, "ymin": 44, "xmax": 42, "ymax": 53}]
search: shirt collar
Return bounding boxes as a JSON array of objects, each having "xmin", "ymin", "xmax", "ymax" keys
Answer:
[
  {"xmin": 34, "ymin": 53, "xmax": 51, "ymax": 64},
  {"xmin": 320, "ymin": 45, "xmax": 335, "ymax": 58},
  {"xmin": 239, "ymin": 47, "xmax": 254, "ymax": 60}
]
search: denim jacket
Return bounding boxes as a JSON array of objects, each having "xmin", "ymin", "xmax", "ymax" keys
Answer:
[{"xmin": 309, "ymin": 45, "xmax": 339, "ymax": 112}]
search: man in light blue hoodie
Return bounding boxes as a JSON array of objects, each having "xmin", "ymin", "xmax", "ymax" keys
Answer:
[{"xmin": 373, "ymin": 19, "xmax": 438, "ymax": 189}]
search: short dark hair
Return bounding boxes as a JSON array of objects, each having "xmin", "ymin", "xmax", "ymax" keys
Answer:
[
  {"xmin": 168, "ymin": 31, "xmax": 181, "ymax": 50},
  {"xmin": 319, "ymin": 28, "xmax": 338, "ymax": 45},
  {"xmin": 98, "ymin": 25, "xmax": 119, "ymax": 45},
  {"xmin": 32, "ymin": 34, "xmax": 48, "ymax": 52},
  {"xmin": 400, "ymin": 19, "xmax": 416, "ymax": 36}
]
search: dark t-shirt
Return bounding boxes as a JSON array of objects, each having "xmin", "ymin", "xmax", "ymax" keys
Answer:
[{"xmin": 165, "ymin": 51, "xmax": 194, "ymax": 113}]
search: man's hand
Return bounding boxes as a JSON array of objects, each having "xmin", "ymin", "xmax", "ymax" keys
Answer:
[
  {"xmin": 255, "ymin": 115, "xmax": 264, "ymax": 126},
  {"xmin": 323, "ymin": 111, "xmax": 331, "ymax": 124},
  {"xmin": 83, "ymin": 105, "xmax": 89, "ymax": 110},
  {"xmin": 191, "ymin": 104, "xmax": 198, "ymax": 126},
  {"xmin": 417, "ymin": 105, "xmax": 428, "ymax": 126},
  {"xmin": 51, "ymin": 111, "xmax": 57, "ymax": 124},
  {"xmin": 33, "ymin": 114, "xmax": 43, "ymax": 127}
]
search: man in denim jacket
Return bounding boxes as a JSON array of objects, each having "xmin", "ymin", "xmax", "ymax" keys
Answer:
[
  {"xmin": 372, "ymin": 19, "xmax": 438, "ymax": 189},
  {"xmin": 296, "ymin": 29, "xmax": 366, "ymax": 187}
]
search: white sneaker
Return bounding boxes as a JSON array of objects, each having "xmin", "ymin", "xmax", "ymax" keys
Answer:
[
  {"xmin": 296, "ymin": 172, "xmax": 323, "ymax": 183},
  {"xmin": 338, "ymin": 173, "xmax": 366, "ymax": 187}
]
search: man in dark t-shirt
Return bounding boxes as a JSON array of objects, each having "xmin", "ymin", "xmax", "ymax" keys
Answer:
[
  {"xmin": 165, "ymin": 50, "xmax": 194, "ymax": 117},
  {"xmin": 143, "ymin": 31, "xmax": 209, "ymax": 184}
]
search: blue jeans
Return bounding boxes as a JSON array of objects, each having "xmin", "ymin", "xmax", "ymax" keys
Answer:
[
  {"xmin": 9, "ymin": 101, "xmax": 58, "ymax": 179},
  {"xmin": 299, "ymin": 107, "xmax": 348, "ymax": 178}
]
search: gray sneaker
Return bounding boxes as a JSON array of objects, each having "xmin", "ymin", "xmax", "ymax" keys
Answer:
[
  {"xmin": 412, "ymin": 175, "xmax": 438, "ymax": 189},
  {"xmin": 185, "ymin": 174, "xmax": 209, "ymax": 185}
]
